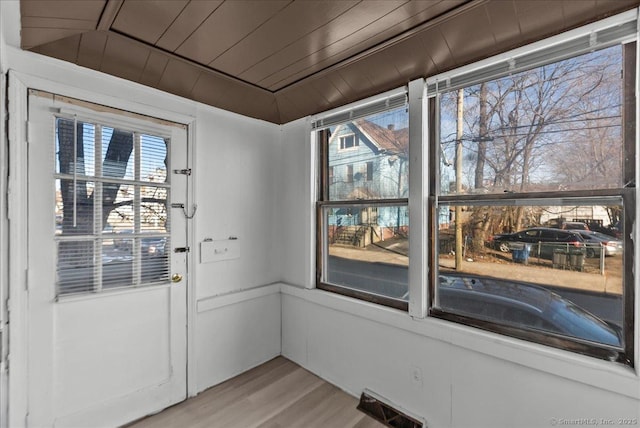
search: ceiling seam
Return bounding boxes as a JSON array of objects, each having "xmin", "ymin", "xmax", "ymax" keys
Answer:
[
  {"xmin": 152, "ymin": 0, "xmax": 192, "ymax": 45},
  {"xmin": 205, "ymin": 0, "xmax": 295, "ymax": 66},
  {"xmin": 170, "ymin": 2, "xmax": 226, "ymax": 54},
  {"xmin": 105, "ymin": 29, "xmax": 276, "ymax": 96},
  {"xmin": 236, "ymin": 0, "xmax": 365, "ymax": 80}
]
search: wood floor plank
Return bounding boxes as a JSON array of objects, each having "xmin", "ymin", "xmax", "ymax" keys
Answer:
[
  {"xmin": 209, "ymin": 367, "xmax": 325, "ymax": 428},
  {"xmin": 256, "ymin": 382, "xmax": 342, "ymax": 427},
  {"xmin": 126, "ymin": 357, "xmax": 385, "ymax": 428}
]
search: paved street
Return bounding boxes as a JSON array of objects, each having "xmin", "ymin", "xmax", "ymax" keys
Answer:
[{"xmin": 327, "ymin": 246, "xmax": 622, "ymax": 325}]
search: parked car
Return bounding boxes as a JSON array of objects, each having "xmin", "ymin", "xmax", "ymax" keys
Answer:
[
  {"xmin": 574, "ymin": 230, "xmax": 622, "ymax": 257},
  {"xmin": 559, "ymin": 221, "xmax": 589, "ymax": 231},
  {"xmin": 488, "ymin": 227, "xmax": 585, "ymax": 259},
  {"xmin": 141, "ymin": 236, "xmax": 167, "ymax": 258},
  {"xmin": 438, "ymin": 273, "xmax": 622, "ymax": 348}
]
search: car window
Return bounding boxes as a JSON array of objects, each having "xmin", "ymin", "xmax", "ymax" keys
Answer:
[
  {"xmin": 557, "ymin": 232, "xmax": 580, "ymax": 242},
  {"xmin": 539, "ymin": 230, "xmax": 557, "ymax": 240}
]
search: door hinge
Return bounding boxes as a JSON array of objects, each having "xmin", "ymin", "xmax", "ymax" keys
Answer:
[
  {"xmin": 174, "ymin": 247, "xmax": 190, "ymax": 253},
  {"xmin": 173, "ymin": 169, "xmax": 191, "ymax": 176}
]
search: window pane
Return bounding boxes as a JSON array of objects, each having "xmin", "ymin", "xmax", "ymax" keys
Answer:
[
  {"xmin": 328, "ymin": 107, "xmax": 408, "ymax": 200},
  {"xmin": 439, "ymin": 45, "xmax": 624, "ymax": 195},
  {"xmin": 436, "ymin": 202, "xmax": 624, "ymax": 348},
  {"xmin": 141, "ymin": 134, "xmax": 168, "ymax": 183},
  {"xmin": 106, "ymin": 183, "xmax": 134, "ymax": 233},
  {"xmin": 141, "ymin": 186, "xmax": 168, "ymax": 233},
  {"xmin": 57, "ymin": 240, "xmax": 96, "ymax": 294},
  {"xmin": 102, "ymin": 238, "xmax": 134, "ymax": 289},
  {"xmin": 324, "ymin": 205, "xmax": 409, "ymax": 301},
  {"xmin": 141, "ymin": 236, "xmax": 169, "ymax": 283},
  {"xmin": 55, "ymin": 179, "xmax": 95, "ymax": 236},
  {"xmin": 101, "ymin": 126, "xmax": 135, "ymax": 180},
  {"xmin": 55, "ymin": 119, "xmax": 96, "ymax": 177}
]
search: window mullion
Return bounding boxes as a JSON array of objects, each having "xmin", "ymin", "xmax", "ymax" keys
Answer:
[{"xmin": 408, "ymin": 78, "xmax": 427, "ymax": 318}]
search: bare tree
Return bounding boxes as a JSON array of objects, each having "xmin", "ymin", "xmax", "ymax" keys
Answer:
[{"xmin": 440, "ymin": 45, "xmax": 623, "ymax": 251}]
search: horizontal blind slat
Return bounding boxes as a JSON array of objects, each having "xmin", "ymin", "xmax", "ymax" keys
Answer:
[
  {"xmin": 427, "ymin": 19, "xmax": 637, "ymax": 95},
  {"xmin": 312, "ymin": 92, "xmax": 407, "ymax": 129}
]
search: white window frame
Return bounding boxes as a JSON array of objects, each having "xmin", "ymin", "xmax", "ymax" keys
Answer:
[{"xmin": 425, "ymin": 11, "xmax": 638, "ymax": 364}]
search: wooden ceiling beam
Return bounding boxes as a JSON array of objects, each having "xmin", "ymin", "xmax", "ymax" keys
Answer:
[{"xmin": 97, "ymin": 0, "xmax": 124, "ymax": 31}]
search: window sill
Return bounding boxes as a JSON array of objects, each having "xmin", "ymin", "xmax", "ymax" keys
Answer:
[{"xmin": 279, "ymin": 282, "xmax": 639, "ymax": 399}]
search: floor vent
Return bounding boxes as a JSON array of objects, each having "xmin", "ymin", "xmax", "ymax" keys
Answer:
[{"xmin": 357, "ymin": 390, "xmax": 424, "ymax": 428}]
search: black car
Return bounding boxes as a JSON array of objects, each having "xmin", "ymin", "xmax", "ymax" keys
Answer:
[
  {"xmin": 574, "ymin": 230, "xmax": 622, "ymax": 257},
  {"xmin": 437, "ymin": 273, "xmax": 622, "ymax": 348},
  {"xmin": 488, "ymin": 227, "xmax": 585, "ymax": 259}
]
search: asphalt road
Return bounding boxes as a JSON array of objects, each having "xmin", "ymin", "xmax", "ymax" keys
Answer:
[{"xmin": 326, "ymin": 255, "xmax": 622, "ymax": 325}]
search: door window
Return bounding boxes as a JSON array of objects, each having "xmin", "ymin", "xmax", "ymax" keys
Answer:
[{"xmin": 55, "ymin": 117, "xmax": 170, "ymax": 295}]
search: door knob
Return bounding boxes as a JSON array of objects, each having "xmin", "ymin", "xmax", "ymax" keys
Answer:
[{"xmin": 171, "ymin": 273, "xmax": 183, "ymax": 283}]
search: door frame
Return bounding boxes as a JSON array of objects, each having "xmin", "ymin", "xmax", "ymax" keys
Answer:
[
  {"xmin": 0, "ymin": 70, "xmax": 9, "ymax": 428},
  {"xmin": 7, "ymin": 71, "xmax": 197, "ymax": 427}
]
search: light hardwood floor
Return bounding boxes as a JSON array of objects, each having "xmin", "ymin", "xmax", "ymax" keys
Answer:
[{"xmin": 126, "ymin": 357, "xmax": 386, "ymax": 428}]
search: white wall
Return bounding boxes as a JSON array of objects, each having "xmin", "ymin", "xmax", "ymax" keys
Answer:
[
  {"xmin": 192, "ymin": 105, "xmax": 283, "ymax": 393},
  {"xmin": 279, "ymin": 118, "xmax": 315, "ymax": 288},
  {"xmin": 279, "ymin": 116, "xmax": 640, "ymax": 428},
  {"xmin": 1, "ymin": 1, "xmax": 282, "ymax": 424}
]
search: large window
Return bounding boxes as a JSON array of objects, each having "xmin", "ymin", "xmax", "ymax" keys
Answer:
[
  {"xmin": 316, "ymin": 102, "xmax": 410, "ymax": 310},
  {"xmin": 313, "ymin": 17, "xmax": 637, "ymax": 364},
  {"xmin": 429, "ymin": 42, "xmax": 636, "ymax": 363},
  {"xmin": 55, "ymin": 117, "xmax": 170, "ymax": 295}
]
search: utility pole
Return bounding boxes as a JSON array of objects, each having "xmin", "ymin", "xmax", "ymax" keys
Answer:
[
  {"xmin": 455, "ymin": 89, "xmax": 464, "ymax": 270},
  {"xmin": 472, "ymin": 82, "xmax": 488, "ymax": 254}
]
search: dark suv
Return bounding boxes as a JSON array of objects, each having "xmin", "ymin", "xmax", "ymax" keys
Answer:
[{"xmin": 489, "ymin": 227, "xmax": 585, "ymax": 259}]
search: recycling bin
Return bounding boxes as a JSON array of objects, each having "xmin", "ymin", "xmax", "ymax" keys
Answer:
[
  {"xmin": 569, "ymin": 250, "xmax": 585, "ymax": 271},
  {"xmin": 512, "ymin": 244, "xmax": 531, "ymax": 265},
  {"xmin": 553, "ymin": 249, "xmax": 567, "ymax": 269}
]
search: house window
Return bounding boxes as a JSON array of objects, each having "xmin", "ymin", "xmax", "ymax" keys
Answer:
[
  {"xmin": 339, "ymin": 134, "xmax": 358, "ymax": 150},
  {"xmin": 428, "ymin": 40, "xmax": 636, "ymax": 363},
  {"xmin": 316, "ymin": 101, "xmax": 409, "ymax": 310},
  {"xmin": 55, "ymin": 117, "xmax": 170, "ymax": 295},
  {"xmin": 346, "ymin": 164, "xmax": 354, "ymax": 183}
]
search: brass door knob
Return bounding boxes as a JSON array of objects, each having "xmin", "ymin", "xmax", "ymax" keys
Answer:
[{"xmin": 171, "ymin": 273, "xmax": 183, "ymax": 283}]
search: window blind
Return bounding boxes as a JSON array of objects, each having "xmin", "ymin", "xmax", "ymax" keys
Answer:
[
  {"xmin": 427, "ymin": 18, "xmax": 637, "ymax": 95},
  {"xmin": 311, "ymin": 91, "xmax": 407, "ymax": 130}
]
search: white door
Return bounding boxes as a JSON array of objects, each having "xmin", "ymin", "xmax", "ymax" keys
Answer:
[{"xmin": 26, "ymin": 91, "xmax": 189, "ymax": 427}]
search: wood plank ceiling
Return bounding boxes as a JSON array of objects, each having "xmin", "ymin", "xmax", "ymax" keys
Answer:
[{"xmin": 20, "ymin": 0, "xmax": 640, "ymax": 124}]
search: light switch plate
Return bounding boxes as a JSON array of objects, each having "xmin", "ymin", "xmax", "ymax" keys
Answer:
[{"xmin": 200, "ymin": 239, "xmax": 239, "ymax": 263}]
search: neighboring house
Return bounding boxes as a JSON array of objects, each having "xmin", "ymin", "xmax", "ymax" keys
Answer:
[{"xmin": 328, "ymin": 119, "xmax": 409, "ymax": 246}]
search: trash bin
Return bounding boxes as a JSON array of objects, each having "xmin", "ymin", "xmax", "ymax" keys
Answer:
[
  {"xmin": 569, "ymin": 250, "xmax": 585, "ymax": 271},
  {"xmin": 553, "ymin": 249, "xmax": 567, "ymax": 269},
  {"xmin": 512, "ymin": 244, "xmax": 531, "ymax": 265}
]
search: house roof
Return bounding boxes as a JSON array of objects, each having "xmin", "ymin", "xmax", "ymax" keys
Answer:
[
  {"xmin": 354, "ymin": 120, "xmax": 408, "ymax": 154},
  {"xmin": 18, "ymin": 0, "xmax": 640, "ymax": 124}
]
